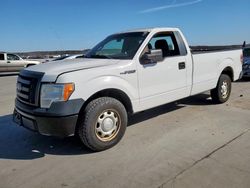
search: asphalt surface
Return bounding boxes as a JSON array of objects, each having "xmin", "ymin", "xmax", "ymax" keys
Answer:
[{"xmin": 0, "ymin": 75, "xmax": 250, "ymax": 188}]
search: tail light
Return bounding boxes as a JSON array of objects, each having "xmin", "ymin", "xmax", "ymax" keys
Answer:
[{"xmin": 240, "ymin": 54, "xmax": 243, "ymax": 64}]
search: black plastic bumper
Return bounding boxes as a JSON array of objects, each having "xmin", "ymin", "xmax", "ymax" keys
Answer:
[{"xmin": 13, "ymin": 98, "xmax": 84, "ymax": 137}]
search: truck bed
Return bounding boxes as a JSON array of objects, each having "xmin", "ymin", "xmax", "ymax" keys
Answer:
[
  {"xmin": 190, "ymin": 46, "xmax": 242, "ymax": 54},
  {"xmin": 190, "ymin": 49, "xmax": 242, "ymax": 95}
]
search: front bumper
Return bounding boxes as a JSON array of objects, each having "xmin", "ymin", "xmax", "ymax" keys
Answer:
[{"xmin": 13, "ymin": 98, "xmax": 84, "ymax": 137}]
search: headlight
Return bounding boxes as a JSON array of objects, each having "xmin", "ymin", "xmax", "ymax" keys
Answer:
[{"xmin": 40, "ymin": 83, "xmax": 75, "ymax": 108}]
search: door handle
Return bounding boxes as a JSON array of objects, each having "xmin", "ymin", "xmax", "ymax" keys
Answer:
[
  {"xmin": 7, "ymin": 61, "xmax": 11, "ymax": 64},
  {"xmin": 178, "ymin": 62, "xmax": 186, "ymax": 70}
]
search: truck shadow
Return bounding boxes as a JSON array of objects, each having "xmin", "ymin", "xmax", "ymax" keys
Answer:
[
  {"xmin": 0, "ymin": 94, "xmax": 213, "ymax": 160},
  {"xmin": 237, "ymin": 77, "xmax": 250, "ymax": 82},
  {"xmin": 178, "ymin": 93, "xmax": 213, "ymax": 106},
  {"xmin": 0, "ymin": 115, "xmax": 91, "ymax": 160},
  {"xmin": 128, "ymin": 93, "xmax": 212, "ymax": 126}
]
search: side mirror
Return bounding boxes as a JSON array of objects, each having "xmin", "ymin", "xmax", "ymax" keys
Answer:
[{"xmin": 140, "ymin": 49, "xmax": 163, "ymax": 64}]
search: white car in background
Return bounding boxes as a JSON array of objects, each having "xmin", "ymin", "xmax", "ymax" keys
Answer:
[{"xmin": 0, "ymin": 52, "xmax": 40, "ymax": 72}]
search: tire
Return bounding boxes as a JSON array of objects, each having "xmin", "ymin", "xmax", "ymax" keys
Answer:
[
  {"xmin": 210, "ymin": 74, "xmax": 232, "ymax": 104},
  {"xmin": 77, "ymin": 97, "xmax": 127, "ymax": 151}
]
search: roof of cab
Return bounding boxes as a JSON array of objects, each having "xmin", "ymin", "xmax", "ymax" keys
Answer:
[{"xmin": 118, "ymin": 27, "xmax": 180, "ymax": 34}]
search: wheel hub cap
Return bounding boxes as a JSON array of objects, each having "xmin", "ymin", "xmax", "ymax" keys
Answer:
[
  {"xmin": 95, "ymin": 110, "xmax": 120, "ymax": 142},
  {"xmin": 102, "ymin": 118, "xmax": 115, "ymax": 132},
  {"xmin": 221, "ymin": 81, "xmax": 228, "ymax": 98}
]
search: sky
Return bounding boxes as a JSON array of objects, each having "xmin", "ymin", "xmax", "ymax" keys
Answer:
[{"xmin": 0, "ymin": 0, "xmax": 250, "ymax": 52}]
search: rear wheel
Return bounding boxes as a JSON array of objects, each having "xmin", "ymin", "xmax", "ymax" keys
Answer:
[
  {"xmin": 210, "ymin": 74, "xmax": 231, "ymax": 104},
  {"xmin": 77, "ymin": 97, "xmax": 127, "ymax": 151}
]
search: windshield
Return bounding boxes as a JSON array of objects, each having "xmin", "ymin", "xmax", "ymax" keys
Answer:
[
  {"xmin": 243, "ymin": 48, "xmax": 250, "ymax": 57},
  {"xmin": 85, "ymin": 32, "xmax": 149, "ymax": 60}
]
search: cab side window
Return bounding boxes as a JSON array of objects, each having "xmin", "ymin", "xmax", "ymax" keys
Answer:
[
  {"xmin": 7, "ymin": 54, "xmax": 20, "ymax": 61},
  {"xmin": 149, "ymin": 32, "xmax": 180, "ymax": 57},
  {"xmin": 0, "ymin": 54, "xmax": 4, "ymax": 60}
]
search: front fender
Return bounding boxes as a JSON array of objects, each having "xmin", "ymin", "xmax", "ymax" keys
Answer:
[
  {"xmin": 55, "ymin": 61, "xmax": 139, "ymax": 111},
  {"xmin": 82, "ymin": 75, "xmax": 138, "ymax": 101}
]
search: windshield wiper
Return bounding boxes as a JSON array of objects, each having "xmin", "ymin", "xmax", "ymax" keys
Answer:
[{"xmin": 88, "ymin": 54, "xmax": 113, "ymax": 59}]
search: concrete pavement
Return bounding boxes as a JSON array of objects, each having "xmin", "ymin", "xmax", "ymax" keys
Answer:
[{"xmin": 0, "ymin": 75, "xmax": 250, "ymax": 188}]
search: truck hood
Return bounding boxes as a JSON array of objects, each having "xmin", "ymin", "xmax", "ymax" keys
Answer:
[{"xmin": 26, "ymin": 58, "xmax": 120, "ymax": 82}]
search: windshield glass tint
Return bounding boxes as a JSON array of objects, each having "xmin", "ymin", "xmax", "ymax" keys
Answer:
[
  {"xmin": 0, "ymin": 54, "xmax": 4, "ymax": 60},
  {"xmin": 86, "ymin": 32, "xmax": 149, "ymax": 60},
  {"xmin": 243, "ymin": 48, "xmax": 250, "ymax": 57},
  {"xmin": 7, "ymin": 54, "xmax": 20, "ymax": 60}
]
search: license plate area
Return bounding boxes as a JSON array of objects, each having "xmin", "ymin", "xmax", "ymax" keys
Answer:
[
  {"xmin": 13, "ymin": 110, "xmax": 37, "ymax": 131},
  {"xmin": 13, "ymin": 110, "xmax": 22, "ymax": 125}
]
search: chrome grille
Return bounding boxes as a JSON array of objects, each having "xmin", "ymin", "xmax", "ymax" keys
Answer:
[{"xmin": 16, "ymin": 70, "xmax": 44, "ymax": 106}]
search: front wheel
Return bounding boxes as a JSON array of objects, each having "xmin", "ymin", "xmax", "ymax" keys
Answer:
[
  {"xmin": 210, "ymin": 74, "xmax": 232, "ymax": 104},
  {"xmin": 77, "ymin": 97, "xmax": 127, "ymax": 151}
]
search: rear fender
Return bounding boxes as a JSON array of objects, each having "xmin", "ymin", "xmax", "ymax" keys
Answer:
[{"xmin": 218, "ymin": 58, "xmax": 234, "ymax": 81}]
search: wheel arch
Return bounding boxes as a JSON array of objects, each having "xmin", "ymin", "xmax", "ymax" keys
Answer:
[
  {"xmin": 220, "ymin": 66, "xmax": 234, "ymax": 81},
  {"xmin": 79, "ymin": 88, "xmax": 134, "ymax": 115}
]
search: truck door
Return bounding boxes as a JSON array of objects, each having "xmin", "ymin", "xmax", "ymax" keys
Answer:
[
  {"xmin": 6, "ymin": 54, "xmax": 25, "ymax": 72},
  {"xmin": 137, "ymin": 31, "xmax": 189, "ymax": 109}
]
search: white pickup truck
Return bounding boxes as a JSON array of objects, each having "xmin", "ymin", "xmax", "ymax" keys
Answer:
[
  {"xmin": 0, "ymin": 52, "xmax": 40, "ymax": 72},
  {"xmin": 13, "ymin": 28, "xmax": 243, "ymax": 151}
]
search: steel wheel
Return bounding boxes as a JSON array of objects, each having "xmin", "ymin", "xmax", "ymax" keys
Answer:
[
  {"xmin": 95, "ymin": 109, "xmax": 121, "ymax": 142},
  {"xmin": 77, "ymin": 97, "xmax": 128, "ymax": 151},
  {"xmin": 211, "ymin": 74, "xmax": 231, "ymax": 104},
  {"xmin": 220, "ymin": 81, "xmax": 229, "ymax": 99}
]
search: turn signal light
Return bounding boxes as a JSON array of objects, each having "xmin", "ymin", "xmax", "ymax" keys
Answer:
[{"xmin": 64, "ymin": 83, "xmax": 75, "ymax": 101}]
